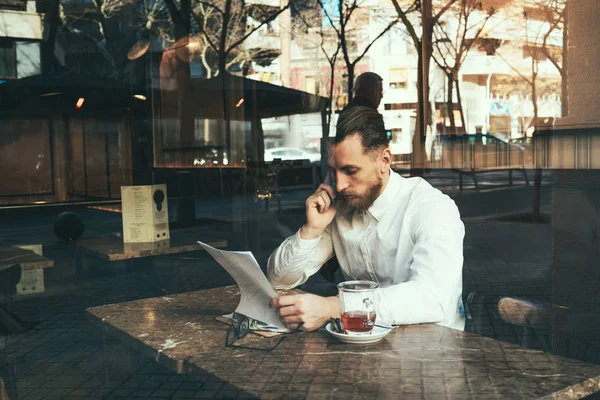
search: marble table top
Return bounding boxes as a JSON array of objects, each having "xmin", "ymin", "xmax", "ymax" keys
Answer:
[
  {"xmin": 87, "ymin": 286, "xmax": 600, "ymax": 399},
  {"xmin": 73, "ymin": 231, "xmax": 228, "ymax": 261},
  {"xmin": 0, "ymin": 246, "xmax": 54, "ymax": 272}
]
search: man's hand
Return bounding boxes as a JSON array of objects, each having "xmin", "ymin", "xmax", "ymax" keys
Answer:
[
  {"xmin": 270, "ymin": 293, "xmax": 340, "ymax": 331},
  {"xmin": 301, "ymin": 183, "xmax": 336, "ymax": 240}
]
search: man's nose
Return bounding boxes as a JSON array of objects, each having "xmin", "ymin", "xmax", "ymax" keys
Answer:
[{"xmin": 336, "ymin": 173, "xmax": 349, "ymax": 193}]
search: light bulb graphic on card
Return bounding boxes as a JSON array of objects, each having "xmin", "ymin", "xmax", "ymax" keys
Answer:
[{"xmin": 153, "ymin": 189, "xmax": 165, "ymax": 212}]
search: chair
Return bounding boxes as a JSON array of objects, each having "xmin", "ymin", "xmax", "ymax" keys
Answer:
[
  {"xmin": 0, "ymin": 378, "xmax": 9, "ymax": 400},
  {"xmin": 464, "ymin": 292, "xmax": 551, "ymax": 350},
  {"xmin": 465, "ymin": 291, "xmax": 600, "ymax": 360},
  {"xmin": 0, "ymin": 264, "xmax": 24, "ymax": 333},
  {"xmin": 297, "ymin": 257, "xmax": 341, "ymax": 298}
]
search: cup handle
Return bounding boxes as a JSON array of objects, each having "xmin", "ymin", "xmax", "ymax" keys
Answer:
[{"xmin": 363, "ymin": 298, "xmax": 375, "ymax": 327}]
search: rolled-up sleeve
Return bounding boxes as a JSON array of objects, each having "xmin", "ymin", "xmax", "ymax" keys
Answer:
[
  {"xmin": 374, "ymin": 196, "xmax": 465, "ymax": 328},
  {"xmin": 267, "ymin": 227, "xmax": 334, "ymax": 289}
]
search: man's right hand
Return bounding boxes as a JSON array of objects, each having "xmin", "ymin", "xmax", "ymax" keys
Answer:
[{"xmin": 300, "ymin": 183, "xmax": 336, "ymax": 240}]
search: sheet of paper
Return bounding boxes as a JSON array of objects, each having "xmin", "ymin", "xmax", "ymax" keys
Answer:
[{"xmin": 197, "ymin": 241, "xmax": 287, "ymax": 331}]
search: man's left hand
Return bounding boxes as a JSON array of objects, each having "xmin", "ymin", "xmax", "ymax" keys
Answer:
[{"xmin": 269, "ymin": 293, "xmax": 340, "ymax": 331}]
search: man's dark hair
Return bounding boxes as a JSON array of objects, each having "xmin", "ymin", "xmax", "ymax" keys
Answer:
[{"xmin": 335, "ymin": 106, "xmax": 389, "ymax": 155}]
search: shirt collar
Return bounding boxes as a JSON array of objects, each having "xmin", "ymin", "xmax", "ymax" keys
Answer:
[{"xmin": 368, "ymin": 170, "xmax": 402, "ymax": 221}]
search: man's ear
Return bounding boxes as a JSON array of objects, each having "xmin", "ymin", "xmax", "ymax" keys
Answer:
[{"xmin": 380, "ymin": 147, "xmax": 392, "ymax": 173}]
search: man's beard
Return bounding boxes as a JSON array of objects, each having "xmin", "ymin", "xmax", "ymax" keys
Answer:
[{"xmin": 337, "ymin": 177, "xmax": 383, "ymax": 217}]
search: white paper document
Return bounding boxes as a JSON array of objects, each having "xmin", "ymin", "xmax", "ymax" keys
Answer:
[{"xmin": 197, "ymin": 241, "xmax": 287, "ymax": 331}]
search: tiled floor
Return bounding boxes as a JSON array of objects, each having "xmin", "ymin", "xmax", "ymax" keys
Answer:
[{"xmin": 1, "ymin": 247, "xmax": 240, "ymax": 400}]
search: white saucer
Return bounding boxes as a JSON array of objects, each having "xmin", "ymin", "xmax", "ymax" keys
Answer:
[{"xmin": 325, "ymin": 323, "xmax": 392, "ymax": 344}]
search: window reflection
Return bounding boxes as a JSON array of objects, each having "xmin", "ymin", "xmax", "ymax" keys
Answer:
[{"xmin": 5, "ymin": 0, "xmax": 600, "ymax": 398}]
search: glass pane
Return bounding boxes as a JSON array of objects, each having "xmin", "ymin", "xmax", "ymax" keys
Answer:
[{"xmin": 5, "ymin": 0, "xmax": 600, "ymax": 399}]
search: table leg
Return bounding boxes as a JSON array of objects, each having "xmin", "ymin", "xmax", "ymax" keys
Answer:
[
  {"xmin": 75, "ymin": 248, "xmax": 86, "ymax": 280},
  {"xmin": 0, "ymin": 306, "xmax": 24, "ymax": 334},
  {"xmin": 0, "ymin": 291, "xmax": 24, "ymax": 334},
  {"xmin": 0, "ymin": 266, "xmax": 24, "ymax": 334}
]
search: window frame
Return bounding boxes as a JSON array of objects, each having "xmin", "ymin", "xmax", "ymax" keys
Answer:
[{"xmin": 389, "ymin": 67, "xmax": 408, "ymax": 90}]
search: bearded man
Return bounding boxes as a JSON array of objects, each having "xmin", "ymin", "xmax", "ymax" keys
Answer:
[{"xmin": 267, "ymin": 106, "xmax": 465, "ymax": 331}]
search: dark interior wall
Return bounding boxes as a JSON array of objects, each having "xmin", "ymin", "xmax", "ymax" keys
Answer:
[
  {"xmin": 0, "ymin": 118, "xmax": 53, "ymax": 197},
  {"xmin": 0, "ymin": 113, "xmax": 134, "ymax": 205},
  {"xmin": 552, "ymin": 167, "xmax": 600, "ymax": 362},
  {"xmin": 66, "ymin": 115, "xmax": 133, "ymax": 200}
]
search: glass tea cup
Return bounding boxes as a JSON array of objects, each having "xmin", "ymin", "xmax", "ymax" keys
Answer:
[{"xmin": 337, "ymin": 280, "xmax": 378, "ymax": 335}]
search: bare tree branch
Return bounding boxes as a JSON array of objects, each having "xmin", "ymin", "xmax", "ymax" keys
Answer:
[
  {"xmin": 352, "ymin": 18, "xmax": 399, "ymax": 66},
  {"xmin": 225, "ymin": 3, "xmax": 290, "ymax": 54},
  {"xmin": 496, "ymin": 47, "xmax": 533, "ymax": 85},
  {"xmin": 191, "ymin": 7, "xmax": 219, "ymax": 53},
  {"xmin": 434, "ymin": 0, "xmax": 459, "ymax": 21},
  {"xmin": 315, "ymin": 0, "xmax": 342, "ymax": 38},
  {"xmin": 197, "ymin": 0, "xmax": 224, "ymax": 15},
  {"xmin": 390, "ymin": 0, "xmax": 419, "ymax": 48},
  {"xmin": 540, "ymin": 8, "xmax": 563, "ymax": 73}
]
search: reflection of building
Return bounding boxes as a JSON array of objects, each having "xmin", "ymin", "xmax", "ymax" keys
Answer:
[
  {"xmin": 281, "ymin": 0, "xmax": 565, "ymax": 156},
  {"xmin": 279, "ymin": 2, "xmax": 373, "ymax": 152},
  {"xmin": 0, "ymin": 75, "xmax": 138, "ymax": 205},
  {"xmin": 0, "ymin": 0, "xmax": 43, "ymax": 79},
  {"xmin": 0, "ymin": 72, "xmax": 326, "ymax": 206},
  {"xmin": 556, "ymin": 0, "xmax": 599, "ymax": 130},
  {"xmin": 369, "ymin": 0, "xmax": 564, "ymax": 147}
]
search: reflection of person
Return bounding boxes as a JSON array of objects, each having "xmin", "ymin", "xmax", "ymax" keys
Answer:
[
  {"xmin": 268, "ymin": 106, "xmax": 465, "ymax": 331},
  {"xmin": 343, "ymin": 72, "xmax": 384, "ymax": 111}
]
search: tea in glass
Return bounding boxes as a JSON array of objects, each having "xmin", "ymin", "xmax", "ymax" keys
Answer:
[{"xmin": 337, "ymin": 280, "xmax": 378, "ymax": 335}]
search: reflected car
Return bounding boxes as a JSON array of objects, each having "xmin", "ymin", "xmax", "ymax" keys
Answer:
[{"xmin": 264, "ymin": 147, "xmax": 321, "ymax": 164}]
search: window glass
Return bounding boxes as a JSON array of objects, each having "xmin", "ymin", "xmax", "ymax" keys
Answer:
[{"xmin": 5, "ymin": 1, "xmax": 600, "ymax": 398}]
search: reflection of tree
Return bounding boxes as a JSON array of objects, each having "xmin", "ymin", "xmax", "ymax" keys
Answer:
[
  {"xmin": 294, "ymin": 0, "xmax": 341, "ymax": 135},
  {"xmin": 495, "ymin": 0, "xmax": 565, "ymax": 122},
  {"xmin": 40, "ymin": 0, "xmax": 169, "ymax": 77},
  {"xmin": 532, "ymin": 0, "xmax": 566, "ymax": 115},
  {"xmin": 293, "ymin": 0, "xmax": 342, "ymax": 169},
  {"xmin": 49, "ymin": 0, "xmax": 288, "ymax": 80},
  {"xmin": 391, "ymin": 0, "xmax": 458, "ymax": 172},
  {"xmin": 317, "ymin": 0, "xmax": 399, "ymax": 99},
  {"xmin": 432, "ymin": 1, "xmax": 495, "ymax": 134},
  {"xmin": 57, "ymin": 1, "xmax": 119, "ymax": 74},
  {"xmin": 41, "ymin": 0, "xmax": 62, "ymax": 74},
  {"xmin": 103, "ymin": 0, "xmax": 172, "ymax": 39},
  {"xmin": 184, "ymin": 0, "xmax": 290, "ymax": 77}
]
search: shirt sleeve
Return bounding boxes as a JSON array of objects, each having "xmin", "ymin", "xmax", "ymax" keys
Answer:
[
  {"xmin": 267, "ymin": 226, "xmax": 335, "ymax": 290},
  {"xmin": 374, "ymin": 194, "xmax": 465, "ymax": 327}
]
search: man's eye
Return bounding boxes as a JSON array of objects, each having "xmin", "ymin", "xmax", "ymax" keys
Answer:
[{"xmin": 346, "ymin": 170, "xmax": 357, "ymax": 176}]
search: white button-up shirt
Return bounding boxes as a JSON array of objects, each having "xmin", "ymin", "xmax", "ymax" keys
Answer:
[{"xmin": 267, "ymin": 170, "xmax": 465, "ymax": 330}]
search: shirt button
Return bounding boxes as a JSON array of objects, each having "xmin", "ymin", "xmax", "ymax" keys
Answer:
[
  {"xmin": 367, "ymin": 227, "xmax": 372, "ymax": 232},
  {"xmin": 364, "ymin": 256, "xmax": 369, "ymax": 261}
]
